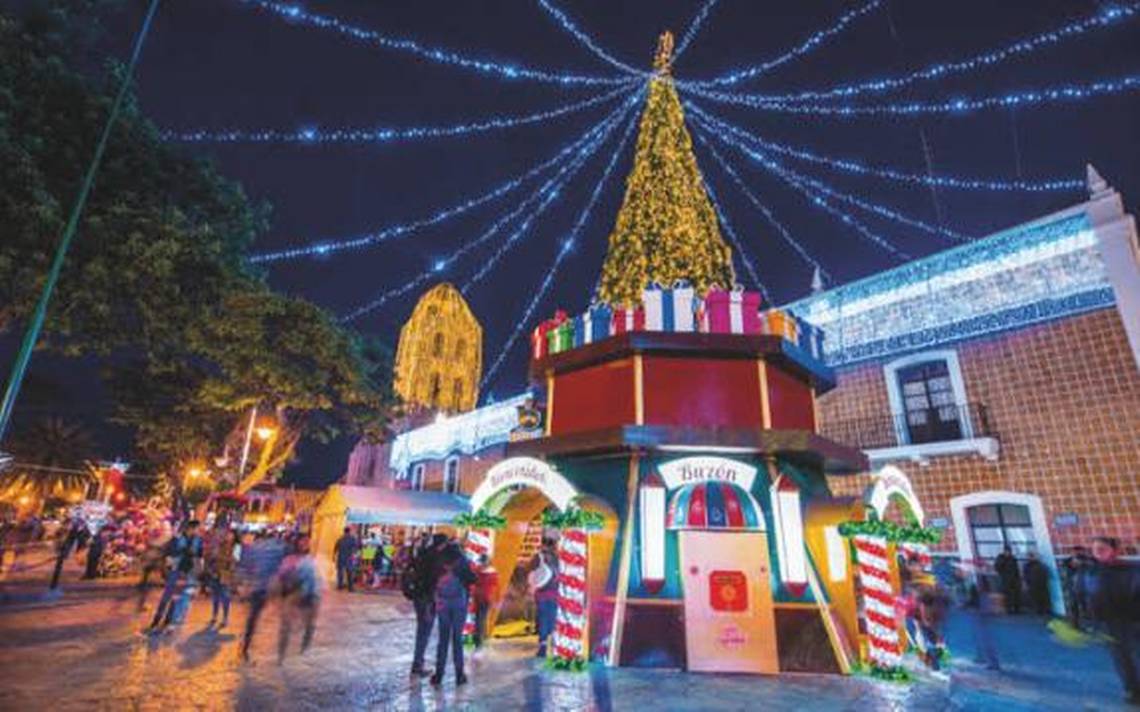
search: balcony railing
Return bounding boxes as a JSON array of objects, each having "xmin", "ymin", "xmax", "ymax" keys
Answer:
[{"xmin": 821, "ymin": 402, "xmax": 995, "ymax": 452}]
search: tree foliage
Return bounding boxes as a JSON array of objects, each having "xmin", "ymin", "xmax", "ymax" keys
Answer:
[{"xmin": 0, "ymin": 4, "xmax": 394, "ymax": 482}]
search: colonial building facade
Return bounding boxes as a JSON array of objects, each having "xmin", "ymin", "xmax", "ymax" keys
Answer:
[
  {"xmin": 392, "ymin": 282, "xmax": 483, "ymax": 413},
  {"xmin": 788, "ymin": 168, "xmax": 1140, "ymax": 605}
]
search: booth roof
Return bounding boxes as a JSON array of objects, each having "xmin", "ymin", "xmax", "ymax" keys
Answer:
[{"xmin": 332, "ymin": 485, "xmax": 470, "ymax": 526}]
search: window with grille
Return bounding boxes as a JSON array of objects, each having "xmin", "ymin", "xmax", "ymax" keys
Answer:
[
  {"xmin": 896, "ymin": 359, "xmax": 962, "ymax": 444},
  {"xmin": 411, "ymin": 464, "xmax": 426, "ymax": 491},
  {"xmin": 968, "ymin": 503, "xmax": 1037, "ymax": 560},
  {"xmin": 444, "ymin": 457, "xmax": 460, "ymax": 494}
]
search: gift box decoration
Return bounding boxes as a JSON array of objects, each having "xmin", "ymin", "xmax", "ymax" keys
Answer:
[
  {"xmin": 574, "ymin": 303, "xmax": 613, "ymax": 347},
  {"xmin": 546, "ymin": 320, "xmax": 574, "ymax": 355},
  {"xmin": 532, "ymin": 310, "xmax": 568, "ymax": 360},
  {"xmin": 701, "ymin": 286, "xmax": 762, "ymax": 335},
  {"xmin": 612, "ymin": 305, "xmax": 645, "ymax": 334},
  {"xmin": 796, "ymin": 319, "xmax": 826, "ymax": 360},
  {"xmin": 760, "ymin": 308, "xmax": 798, "ymax": 342},
  {"xmin": 643, "ymin": 281, "xmax": 697, "ymax": 332}
]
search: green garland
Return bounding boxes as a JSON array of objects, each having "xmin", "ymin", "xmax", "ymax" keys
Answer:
[
  {"xmin": 542, "ymin": 505, "xmax": 604, "ymax": 531},
  {"xmin": 454, "ymin": 509, "xmax": 507, "ymax": 530},
  {"xmin": 545, "ymin": 655, "xmax": 589, "ymax": 672},
  {"xmin": 838, "ymin": 519, "xmax": 940, "ymax": 545}
]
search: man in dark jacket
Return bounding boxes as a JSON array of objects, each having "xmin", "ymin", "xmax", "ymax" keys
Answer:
[
  {"xmin": 334, "ymin": 527, "xmax": 359, "ymax": 592},
  {"xmin": 410, "ymin": 533, "xmax": 448, "ymax": 677},
  {"xmin": 994, "ymin": 546, "xmax": 1022, "ymax": 614},
  {"xmin": 148, "ymin": 520, "xmax": 203, "ymax": 632},
  {"xmin": 1085, "ymin": 537, "xmax": 1140, "ymax": 705},
  {"xmin": 1022, "ymin": 553, "xmax": 1052, "ymax": 616}
]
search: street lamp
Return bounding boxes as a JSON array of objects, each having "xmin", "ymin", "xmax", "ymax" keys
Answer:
[{"xmin": 255, "ymin": 425, "xmax": 276, "ymax": 442}]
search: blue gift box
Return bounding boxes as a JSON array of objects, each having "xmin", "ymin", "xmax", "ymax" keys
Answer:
[
  {"xmin": 575, "ymin": 303, "xmax": 613, "ymax": 346},
  {"xmin": 796, "ymin": 319, "xmax": 826, "ymax": 360}
]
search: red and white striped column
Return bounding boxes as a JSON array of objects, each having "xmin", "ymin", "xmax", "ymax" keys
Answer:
[
  {"xmin": 462, "ymin": 528, "xmax": 493, "ymax": 639},
  {"xmin": 552, "ymin": 527, "xmax": 588, "ymax": 662},
  {"xmin": 853, "ymin": 534, "xmax": 901, "ymax": 668},
  {"xmin": 898, "ymin": 542, "xmax": 931, "ymax": 571}
]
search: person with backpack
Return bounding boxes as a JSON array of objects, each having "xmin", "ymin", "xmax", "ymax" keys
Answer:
[
  {"xmin": 431, "ymin": 540, "xmax": 476, "ymax": 686},
  {"xmin": 406, "ymin": 533, "xmax": 446, "ymax": 677}
]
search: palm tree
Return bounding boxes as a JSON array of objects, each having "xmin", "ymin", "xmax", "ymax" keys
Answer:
[{"xmin": 0, "ymin": 417, "xmax": 97, "ymax": 504}]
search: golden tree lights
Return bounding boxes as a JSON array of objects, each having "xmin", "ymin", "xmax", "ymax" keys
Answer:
[
  {"xmin": 597, "ymin": 32, "xmax": 736, "ymax": 306},
  {"xmin": 393, "ymin": 283, "xmax": 483, "ymax": 413}
]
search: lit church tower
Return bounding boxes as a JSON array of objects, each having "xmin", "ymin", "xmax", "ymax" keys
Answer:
[{"xmin": 393, "ymin": 283, "xmax": 482, "ymax": 413}]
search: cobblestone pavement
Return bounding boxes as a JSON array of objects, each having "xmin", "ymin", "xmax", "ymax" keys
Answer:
[{"xmin": 0, "ymin": 561, "xmax": 1131, "ymax": 711}]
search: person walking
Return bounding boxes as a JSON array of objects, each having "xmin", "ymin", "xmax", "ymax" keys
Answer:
[
  {"xmin": 239, "ymin": 532, "xmax": 287, "ymax": 661},
  {"xmin": 964, "ymin": 561, "xmax": 1002, "ymax": 670},
  {"xmin": 82, "ymin": 526, "xmax": 105, "ymax": 580},
  {"xmin": 276, "ymin": 534, "xmax": 322, "ymax": 663},
  {"xmin": 994, "ymin": 546, "xmax": 1022, "ymax": 614},
  {"xmin": 472, "ymin": 554, "xmax": 500, "ymax": 651},
  {"xmin": 1023, "ymin": 552, "xmax": 1052, "ymax": 617},
  {"xmin": 334, "ymin": 526, "xmax": 359, "ymax": 592},
  {"xmin": 431, "ymin": 540, "xmax": 476, "ymax": 687},
  {"xmin": 1084, "ymin": 536, "xmax": 1140, "ymax": 706},
  {"xmin": 147, "ymin": 520, "xmax": 203, "ymax": 633},
  {"xmin": 207, "ymin": 529, "xmax": 239, "ymax": 628},
  {"xmin": 528, "ymin": 536, "xmax": 560, "ymax": 658}
]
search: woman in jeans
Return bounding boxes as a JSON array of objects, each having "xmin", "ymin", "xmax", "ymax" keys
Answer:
[{"xmin": 208, "ymin": 529, "xmax": 238, "ymax": 628}]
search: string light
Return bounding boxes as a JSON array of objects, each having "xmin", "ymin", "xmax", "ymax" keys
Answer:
[
  {"xmin": 535, "ymin": 0, "xmax": 643, "ymax": 76},
  {"xmin": 685, "ymin": 0, "xmax": 883, "ymax": 87},
  {"xmin": 252, "ymin": 92, "xmax": 639, "ymax": 263},
  {"xmin": 692, "ymin": 123, "xmax": 911, "ymax": 261},
  {"xmin": 726, "ymin": 3, "xmax": 1140, "ymax": 104},
  {"xmin": 481, "ymin": 109, "xmax": 641, "ymax": 393},
  {"xmin": 702, "ymin": 179, "xmax": 773, "ymax": 303},
  {"xmin": 694, "ymin": 132, "xmax": 830, "ymax": 283},
  {"xmin": 238, "ymin": 0, "xmax": 629, "ymax": 86},
  {"xmin": 684, "ymin": 100, "xmax": 1080, "ymax": 193},
  {"xmin": 692, "ymin": 108, "xmax": 968, "ymax": 242},
  {"xmin": 343, "ymin": 96, "xmax": 638, "ymax": 322},
  {"xmin": 683, "ymin": 74, "xmax": 1140, "ymax": 116},
  {"xmin": 673, "ymin": 0, "xmax": 722, "ymax": 62},
  {"xmin": 167, "ymin": 83, "xmax": 636, "ymax": 144}
]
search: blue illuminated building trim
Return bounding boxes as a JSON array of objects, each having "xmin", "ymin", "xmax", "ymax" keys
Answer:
[{"xmin": 827, "ymin": 287, "xmax": 1116, "ymax": 367}]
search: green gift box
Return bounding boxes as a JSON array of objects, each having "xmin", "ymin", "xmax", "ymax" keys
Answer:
[{"xmin": 546, "ymin": 321, "xmax": 573, "ymax": 354}]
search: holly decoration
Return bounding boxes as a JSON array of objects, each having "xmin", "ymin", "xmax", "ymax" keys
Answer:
[
  {"xmin": 838, "ymin": 519, "xmax": 940, "ymax": 545},
  {"xmin": 454, "ymin": 509, "xmax": 507, "ymax": 530},
  {"xmin": 541, "ymin": 505, "xmax": 604, "ymax": 531}
]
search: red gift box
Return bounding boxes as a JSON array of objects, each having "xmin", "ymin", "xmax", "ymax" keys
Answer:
[
  {"xmin": 611, "ymin": 305, "xmax": 645, "ymax": 334},
  {"xmin": 531, "ymin": 310, "xmax": 568, "ymax": 360},
  {"xmin": 701, "ymin": 286, "xmax": 762, "ymax": 334}
]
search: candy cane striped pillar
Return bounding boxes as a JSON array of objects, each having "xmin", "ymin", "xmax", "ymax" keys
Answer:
[
  {"xmin": 853, "ymin": 534, "xmax": 901, "ymax": 668},
  {"xmin": 462, "ymin": 528, "xmax": 493, "ymax": 639},
  {"xmin": 552, "ymin": 527, "xmax": 588, "ymax": 662},
  {"xmin": 898, "ymin": 542, "xmax": 931, "ymax": 570}
]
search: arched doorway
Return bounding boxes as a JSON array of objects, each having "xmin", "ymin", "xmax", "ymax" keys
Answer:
[
  {"xmin": 466, "ymin": 458, "xmax": 619, "ymax": 653},
  {"xmin": 669, "ymin": 479, "xmax": 779, "ymax": 674}
]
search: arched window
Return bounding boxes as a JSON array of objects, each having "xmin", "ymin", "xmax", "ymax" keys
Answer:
[
  {"xmin": 454, "ymin": 338, "xmax": 465, "ymax": 359},
  {"xmin": 452, "ymin": 378, "xmax": 464, "ymax": 408},
  {"xmin": 430, "ymin": 373, "xmax": 441, "ymax": 403},
  {"xmin": 432, "ymin": 332, "xmax": 444, "ymax": 358},
  {"xmin": 411, "ymin": 464, "xmax": 426, "ymax": 491},
  {"xmin": 443, "ymin": 457, "xmax": 460, "ymax": 494}
]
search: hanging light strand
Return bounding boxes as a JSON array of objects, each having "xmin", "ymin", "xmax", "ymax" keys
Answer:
[
  {"xmin": 683, "ymin": 100, "xmax": 1080, "ymax": 192},
  {"xmin": 702, "ymin": 179, "xmax": 773, "ymax": 303},
  {"xmin": 238, "ymin": 0, "xmax": 630, "ymax": 86},
  {"xmin": 341, "ymin": 93, "xmax": 639, "ymax": 322},
  {"xmin": 535, "ymin": 0, "xmax": 644, "ymax": 76},
  {"xmin": 252, "ymin": 91, "xmax": 639, "ymax": 263},
  {"xmin": 683, "ymin": 74, "xmax": 1140, "ymax": 116},
  {"xmin": 712, "ymin": 3, "xmax": 1140, "ymax": 104},
  {"xmin": 692, "ymin": 124, "xmax": 911, "ymax": 260},
  {"xmin": 686, "ymin": 0, "xmax": 883, "ymax": 87},
  {"xmin": 167, "ymin": 82, "xmax": 637, "ymax": 145},
  {"xmin": 673, "ymin": 0, "xmax": 722, "ymax": 62},
  {"xmin": 691, "ymin": 108, "xmax": 969, "ymax": 242},
  {"xmin": 693, "ymin": 131, "xmax": 830, "ymax": 282},
  {"xmin": 481, "ymin": 108, "xmax": 641, "ymax": 393}
]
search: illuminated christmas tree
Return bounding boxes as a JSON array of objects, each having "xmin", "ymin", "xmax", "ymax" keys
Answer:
[{"xmin": 597, "ymin": 31, "xmax": 735, "ymax": 306}]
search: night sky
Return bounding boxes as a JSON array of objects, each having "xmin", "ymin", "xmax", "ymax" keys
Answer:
[{"xmin": 7, "ymin": 0, "xmax": 1140, "ymax": 485}]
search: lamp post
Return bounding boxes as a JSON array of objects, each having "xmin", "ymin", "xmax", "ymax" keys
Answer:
[{"xmin": 0, "ymin": 0, "xmax": 162, "ymax": 445}]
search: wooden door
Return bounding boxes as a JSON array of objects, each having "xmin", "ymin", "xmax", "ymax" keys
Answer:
[{"xmin": 679, "ymin": 530, "xmax": 779, "ymax": 674}]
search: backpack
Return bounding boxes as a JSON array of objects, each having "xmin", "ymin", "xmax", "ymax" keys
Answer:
[{"xmin": 435, "ymin": 561, "xmax": 466, "ymax": 605}]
